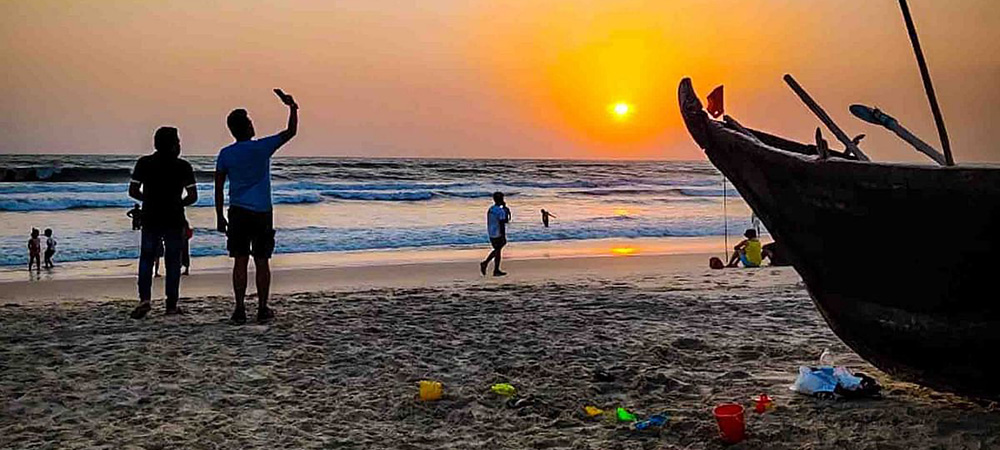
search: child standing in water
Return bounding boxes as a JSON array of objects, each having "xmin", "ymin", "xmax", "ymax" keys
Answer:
[
  {"xmin": 127, "ymin": 203, "xmax": 142, "ymax": 230},
  {"xmin": 27, "ymin": 228, "xmax": 41, "ymax": 271},
  {"xmin": 43, "ymin": 228, "xmax": 57, "ymax": 269}
]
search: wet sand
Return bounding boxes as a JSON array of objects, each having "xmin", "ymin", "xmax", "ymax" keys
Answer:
[{"xmin": 1, "ymin": 255, "xmax": 998, "ymax": 449}]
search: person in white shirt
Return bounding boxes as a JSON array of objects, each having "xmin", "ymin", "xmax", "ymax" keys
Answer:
[{"xmin": 480, "ymin": 191, "xmax": 511, "ymax": 277}]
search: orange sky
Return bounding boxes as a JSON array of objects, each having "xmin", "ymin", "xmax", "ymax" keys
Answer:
[{"xmin": 1, "ymin": 0, "xmax": 998, "ymax": 162}]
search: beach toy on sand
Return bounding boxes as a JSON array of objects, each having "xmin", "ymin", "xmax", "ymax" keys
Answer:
[
  {"xmin": 753, "ymin": 394, "xmax": 775, "ymax": 413},
  {"xmin": 713, "ymin": 403, "xmax": 746, "ymax": 444},
  {"xmin": 491, "ymin": 383, "xmax": 517, "ymax": 397},
  {"xmin": 584, "ymin": 406, "xmax": 604, "ymax": 417},
  {"xmin": 634, "ymin": 414, "xmax": 668, "ymax": 431},
  {"xmin": 418, "ymin": 380, "xmax": 443, "ymax": 401},
  {"xmin": 616, "ymin": 407, "xmax": 637, "ymax": 422}
]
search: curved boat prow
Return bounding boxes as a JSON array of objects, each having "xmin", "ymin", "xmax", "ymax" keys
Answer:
[{"xmin": 678, "ymin": 78, "xmax": 712, "ymax": 150}]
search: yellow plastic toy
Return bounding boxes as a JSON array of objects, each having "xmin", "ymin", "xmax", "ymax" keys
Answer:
[{"xmin": 418, "ymin": 380, "xmax": 442, "ymax": 401}]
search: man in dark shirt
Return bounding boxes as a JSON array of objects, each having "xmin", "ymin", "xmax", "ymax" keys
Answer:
[{"xmin": 129, "ymin": 127, "xmax": 198, "ymax": 319}]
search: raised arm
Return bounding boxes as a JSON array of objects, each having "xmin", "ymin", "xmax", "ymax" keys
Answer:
[
  {"xmin": 215, "ymin": 170, "xmax": 228, "ymax": 232},
  {"xmin": 274, "ymin": 88, "xmax": 298, "ymax": 147}
]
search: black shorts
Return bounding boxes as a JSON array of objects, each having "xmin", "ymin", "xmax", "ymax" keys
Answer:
[
  {"xmin": 490, "ymin": 236, "xmax": 507, "ymax": 249},
  {"xmin": 227, "ymin": 206, "xmax": 275, "ymax": 259}
]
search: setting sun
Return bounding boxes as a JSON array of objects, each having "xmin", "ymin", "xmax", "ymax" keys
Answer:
[{"xmin": 612, "ymin": 102, "xmax": 631, "ymax": 118}]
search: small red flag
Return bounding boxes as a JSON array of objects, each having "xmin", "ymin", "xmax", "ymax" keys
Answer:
[{"xmin": 706, "ymin": 85, "xmax": 724, "ymax": 118}]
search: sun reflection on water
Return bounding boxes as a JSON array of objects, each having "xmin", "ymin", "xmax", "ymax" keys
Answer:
[{"xmin": 610, "ymin": 247, "xmax": 637, "ymax": 256}]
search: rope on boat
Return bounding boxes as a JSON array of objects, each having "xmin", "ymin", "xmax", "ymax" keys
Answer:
[{"xmin": 723, "ymin": 173, "xmax": 728, "ymax": 257}]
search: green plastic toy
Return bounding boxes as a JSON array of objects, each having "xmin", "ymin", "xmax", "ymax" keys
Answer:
[
  {"xmin": 616, "ymin": 407, "xmax": 636, "ymax": 422},
  {"xmin": 491, "ymin": 383, "xmax": 517, "ymax": 397}
]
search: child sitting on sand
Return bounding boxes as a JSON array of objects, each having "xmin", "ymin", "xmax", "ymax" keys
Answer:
[
  {"xmin": 27, "ymin": 228, "xmax": 41, "ymax": 271},
  {"xmin": 43, "ymin": 228, "xmax": 57, "ymax": 269},
  {"xmin": 727, "ymin": 228, "xmax": 762, "ymax": 268}
]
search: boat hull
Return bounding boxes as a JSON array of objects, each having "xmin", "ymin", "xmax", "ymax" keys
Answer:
[{"xmin": 678, "ymin": 78, "xmax": 1000, "ymax": 399}]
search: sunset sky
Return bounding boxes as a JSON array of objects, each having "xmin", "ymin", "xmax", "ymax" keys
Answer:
[{"xmin": 1, "ymin": 0, "xmax": 998, "ymax": 161}]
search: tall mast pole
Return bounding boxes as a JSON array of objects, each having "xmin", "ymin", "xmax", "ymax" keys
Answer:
[{"xmin": 898, "ymin": 0, "xmax": 954, "ymax": 166}]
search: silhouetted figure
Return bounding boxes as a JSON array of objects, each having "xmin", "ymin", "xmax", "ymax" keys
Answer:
[
  {"xmin": 27, "ymin": 228, "xmax": 41, "ymax": 271},
  {"xmin": 182, "ymin": 220, "xmax": 193, "ymax": 275},
  {"xmin": 127, "ymin": 203, "xmax": 142, "ymax": 230},
  {"xmin": 541, "ymin": 209, "xmax": 556, "ymax": 228},
  {"xmin": 727, "ymin": 228, "xmax": 762, "ymax": 268},
  {"xmin": 129, "ymin": 127, "xmax": 198, "ymax": 319},
  {"xmin": 762, "ymin": 241, "xmax": 790, "ymax": 266},
  {"xmin": 480, "ymin": 192, "xmax": 511, "ymax": 277},
  {"xmin": 43, "ymin": 228, "xmax": 57, "ymax": 269},
  {"xmin": 215, "ymin": 89, "xmax": 298, "ymax": 325}
]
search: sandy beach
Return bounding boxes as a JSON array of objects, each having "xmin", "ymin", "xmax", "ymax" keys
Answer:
[{"xmin": 2, "ymin": 252, "xmax": 998, "ymax": 449}]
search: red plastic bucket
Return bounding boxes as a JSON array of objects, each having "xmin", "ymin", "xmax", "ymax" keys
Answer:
[{"xmin": 713, "ymin": 403, "xmax": 746, "ymax": 444}]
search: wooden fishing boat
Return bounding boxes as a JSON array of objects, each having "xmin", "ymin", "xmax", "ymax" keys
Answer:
[{"xmin": 678, "ymin": 78, "xmax": 1000, "ymax": 400}]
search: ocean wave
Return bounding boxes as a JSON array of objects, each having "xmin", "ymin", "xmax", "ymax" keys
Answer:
[
  {"xmin": 0, "ymin": 196, "xmax": 136, "ymax": 211},
  {"xmin": 437, "ymin": 191, "xmax": 499, "ymax": 199},
  {"xmin": 501, "ymin": 180, "xmax": 617, "ymax": 189},
  {"xmin": 320, "ymin": 190, "xmax": 436, "ymax": 201},
  {"xmin": 277, "ymin": 181, "xmax": 475, "ymax": 192},
  {"xmin": 0, "ymin": 182, "xmax": 217, "ymax": 195},
  {"xmin": 563, "ymin": 187, "xmax": 733, "ymax": 198},
  {"xmin": 677, "ymin": 188, "xmax": 728, "ymax": 197},
  {"xmin": 0, "ymin": 189, "xmax": 322, "ymax": 211},
  {"xmin": 0, "ymin": 166, "xmax": 214, "ymax": 183},
  {"xmin": 565, "ymin": 188, "xmax": 676, "ymax": 197}
]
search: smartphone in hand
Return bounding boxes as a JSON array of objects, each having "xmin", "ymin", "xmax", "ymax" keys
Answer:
[{"xmin": 273, "ymin": 89, "xmax": 295, "ymax": 106}]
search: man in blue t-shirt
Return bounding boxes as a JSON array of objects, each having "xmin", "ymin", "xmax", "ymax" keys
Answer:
[{"xmin": 215, "ymin": 89, "xmax": 298, "ymax": 325}]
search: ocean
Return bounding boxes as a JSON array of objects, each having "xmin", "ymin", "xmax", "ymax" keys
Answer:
[{"xmin": 0, "ymin": 155, "xmax": 755, "ymax": 268}]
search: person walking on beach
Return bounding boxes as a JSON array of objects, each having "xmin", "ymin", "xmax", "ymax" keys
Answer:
[
  {"xmin": 127, "ymin": 203, "xmax": 142, "ymax": 230},
  {"xmin": 27, "ymin": 228, "xmax": 41, "ymax": 271},
  {"xmin": 129, "ymin": 127, "xmax": 198, "ymax": 319},
  {"xmin": 480, "ymin": 192, "xmax": 511, "ymax": 277},
  {"xmin": 727, "ymin": 228, "xmax": 763, "ymax": 268},
  {"xmin": 215, "ymin": 89, "xmax": 298, "ymax": 325},
  {"xmin": 43, "ymin": 228, "xmax": 57, "ymax": 269},
  {"xmin": 540, "ymin": 209, "xmax": 556, "ymax": 228}
]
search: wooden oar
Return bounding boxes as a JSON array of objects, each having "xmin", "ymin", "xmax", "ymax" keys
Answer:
[
  {"xmin": 783, "ymin": 74, "xmax": 870, "ymax": 161},
  {"xmin": 850, "ymin": 104, "xmax": 946, "ymax": 166}
]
